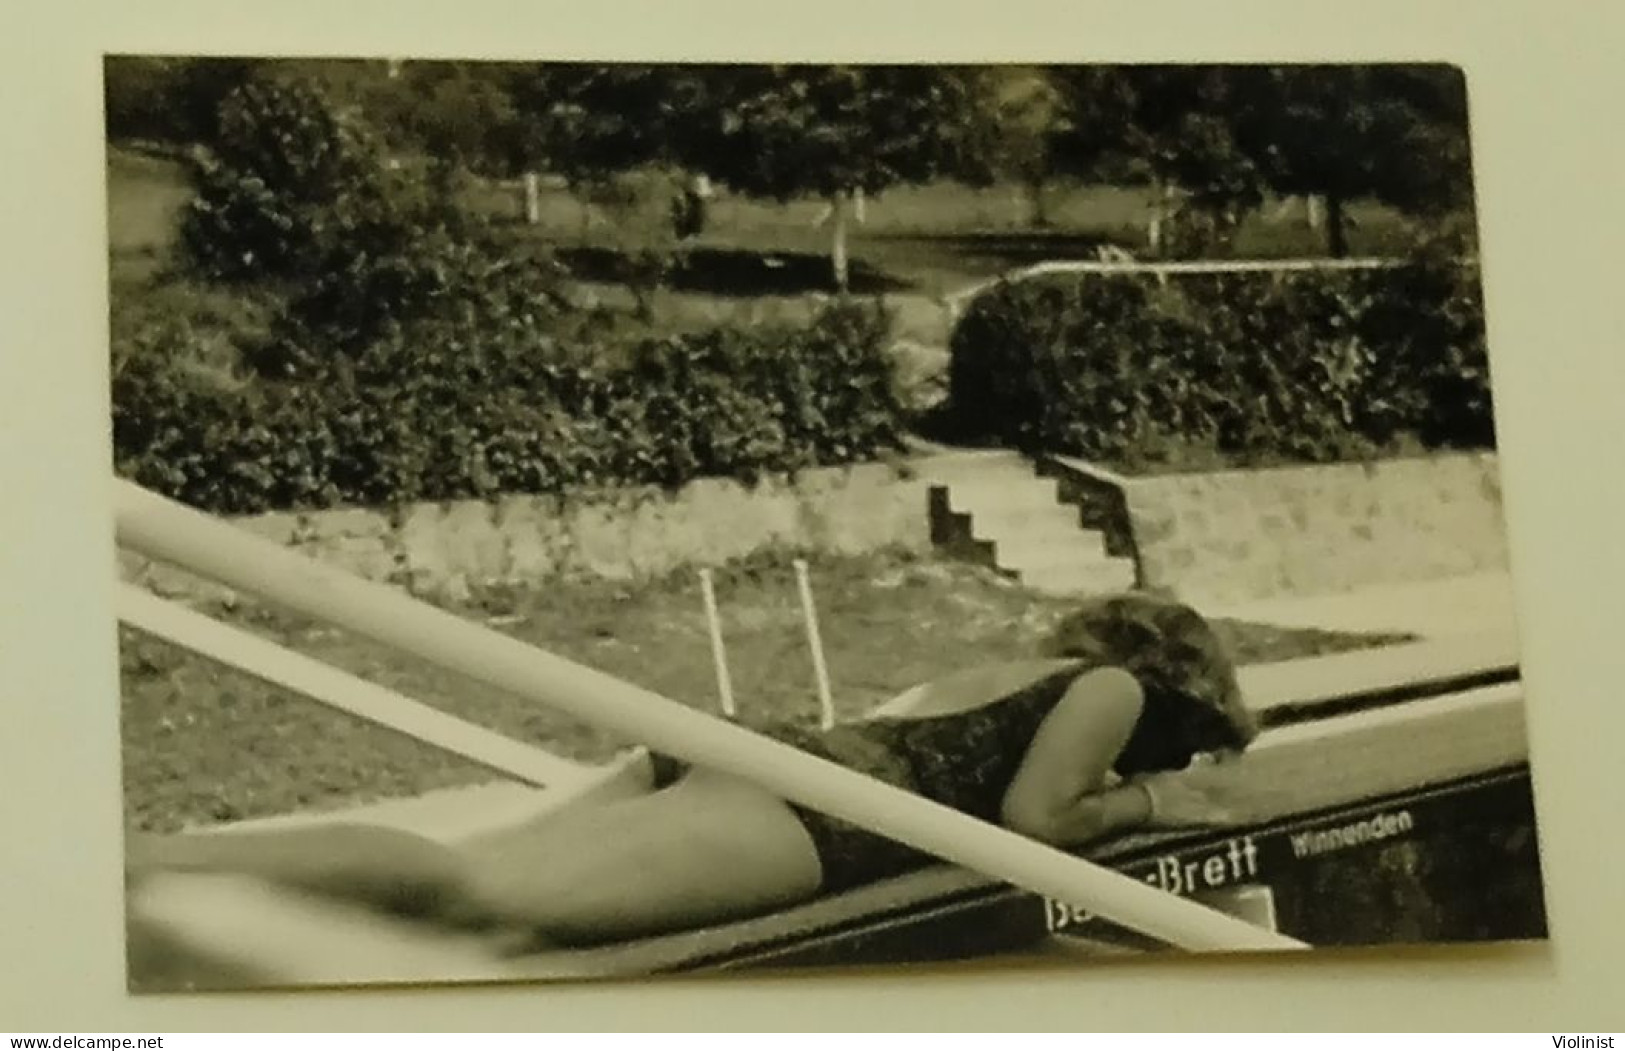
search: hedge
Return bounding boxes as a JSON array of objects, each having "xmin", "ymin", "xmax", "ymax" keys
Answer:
[
  {"xmin": 112, "ymin": 300, "xmax": 907, "ymax": 515},
  {"xmin": 945, "ymin": 245, "xmax": 1492, "ymax": 470}
]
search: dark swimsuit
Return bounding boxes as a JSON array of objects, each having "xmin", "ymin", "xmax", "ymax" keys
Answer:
[{"xmin": 654, "ymin": 658, "xmax": 1194, "ymax": 893}]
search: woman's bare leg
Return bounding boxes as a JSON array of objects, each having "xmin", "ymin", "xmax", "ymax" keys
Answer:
[
  {"xmin": 456, "ymin": 767, "xmax": 826, "ymax": 945},
  {"xmin": 128, "ymin": 768, "xmax": 826, "ymax": 944},
  {"xmin": 126, "ymin": 822, "xmax": 469, "ymax": 918}
]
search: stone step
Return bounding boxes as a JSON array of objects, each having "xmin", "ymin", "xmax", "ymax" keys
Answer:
[
  {"xmin": 990, "ymin": 528, "xmax": 1110, "ymax": 565},
  {"xmin": 965, "ymin": 504, "xmax": 1088, "ymax": 543},
  {"xmin": 940, "ymin": 478, "xmax": 1066, "ymax": 515},
  {"xmin": 1016, "ymin": 558, "xmax": 1139, "ymax": 596},
  {"xmin": 1003, "ymin": 559, "xmax": 1128, "ymax": 593},
  {"xmin": 918, "ymin": 450, "xmax": 1135, "ymax": 597},
  {"xmin": 1001, "ymin": 542, "xmax": 1133, "ymax": 577},
  {"xmin": 911, "ymin": 450, "xmax": 1035, "ymax": 482}
]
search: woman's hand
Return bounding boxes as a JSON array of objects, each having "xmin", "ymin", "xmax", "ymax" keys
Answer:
[{"xmin": 1134, "ymin": 771, "xmax": 1243, "ymax": 829}]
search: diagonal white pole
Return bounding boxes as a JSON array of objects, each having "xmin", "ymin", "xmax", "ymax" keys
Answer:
[
  {"xmin": 117, "ymin": 584, "xmax": 600, "ymax": 792},
  {"xmin": 113, "ymin": 479, "xmax": 1306, "ymax": 953}
]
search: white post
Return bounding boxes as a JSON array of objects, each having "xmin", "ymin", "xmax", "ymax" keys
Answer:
[
  {"xmin": 698, "ymin": 568, "xmax": 736, "ymax": 718},
  {"xmin": 793, "ymin": 559, "xmax": 837, "ymax": 731},
  {"xmin": 1147, "ymin": 178, "xmax": 1166, "ymax": 254},
  {"xmin": 1305, "ymin": 194, "xmax": 1326, "ymax": 232},
  {"xmin": 113, "ymin": 480, "xmax": 1304, "ymax": 953},
  {"xmin": 523, "ymin": 172, "xmax": 541, "ymax": 225},
  {"xmin": 829, "ymin": 190, "xmax": 850, "ymax": 292}
]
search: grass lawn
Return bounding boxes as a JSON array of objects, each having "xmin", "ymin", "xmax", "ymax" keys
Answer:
[
  {"xmin": 105, "ymin": 146, "xmax": 194, "ymax": 267},
  {"xmin": 106, "ymin": 144, "xmax": 1419, "ymax": 341},
  {"xmin": 474, "ymin": 172, "xmax": 1418, "ymax": 302},
  {"xmin": 120, "ymin": 549, "xmax": 1408, "ymax": 834},
  {"xmin": 103, "ymin": 142, "xmax": 1422, "ymax": 401}
]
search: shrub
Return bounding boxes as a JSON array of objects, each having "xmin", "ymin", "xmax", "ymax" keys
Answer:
[
  {"xmin": 250, "ymin": 231, "xmax": 579, "ymax": 372},
  {"xmin": 608, "ymin": 301, "xmax": 905, "ymax": 487},
  {"xmin": 945, "ymin": 252, "xmax": 1492, "ymax": 470},
  {"xmin": 1175, "ymin": 270, "xmax": 1395, "ymax": 463},
  {"xmin": 112, "ymin": 300, "xmax": 906, "ymax": 514},
  {"xmin": 179, "ymin": 77, "xmax": 396, "ymax": 284},
  {"xmin": 1353, "ymin": 227, "xmax": 1494, "ymax": 448},
  {"xmin": 176, "ymin": 75, "xmax": 581, "ymax": 365},
  {"xmin": 947, "ymin": 274, "xmax": 1215, "ymax": 464}
]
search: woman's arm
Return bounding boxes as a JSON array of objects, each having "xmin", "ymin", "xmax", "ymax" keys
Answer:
[
  {"xmin": 999, "ymin": 667, "xmax": 1151, "ymax": 847},
  {"xmin": 1010, "ymin": 781, "xmax": 1158, "ymax": 847},
  {"xmin": 999, "ymin": 668, "xmax": 1244, "ymax": 846}
]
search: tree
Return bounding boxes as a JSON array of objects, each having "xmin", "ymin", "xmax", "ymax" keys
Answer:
[
  {"xmin": 179, "ymin": 77, "xmax": 394, "ymax": 284},
  {"xmin": 508, "ymin": 64, "xmax": 705, "ymax": 189},
  {"xmin": 1043, "ymin": 64, "xmax": 1474, "ymax": 258},
  {"xmin": 1047, "ymin": 66, "xmax": 1264, "ymax": 256},
  {"xmin": 1044, "ymin": 66, "xmax": 1141, "ymax": 184},
  {"xmin": 964, "ymin": 67, "xmax": 1066, "ymax": 227},
  {"xmin": 104, "ymin": 56, "xmax": 262, "ymax": 145},
  {"xmin": 505, "ymin": 64, "xmax": 718, "ymax": 315},
  {"xmin": 358, "ymin": 60, "xmax": 527, "ymax": 177},
  {"xmin": 687, "ymin": 65, "xmax": 988, "ymax": 290},
  {"xmin": 1224, "ymin": 64, "xmax": 1475, "ymax": 256}
]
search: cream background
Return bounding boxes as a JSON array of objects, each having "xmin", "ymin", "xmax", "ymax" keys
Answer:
[{"xmin": 2, "ymin": 0, "xmax": 1622, "ymax": 1031}]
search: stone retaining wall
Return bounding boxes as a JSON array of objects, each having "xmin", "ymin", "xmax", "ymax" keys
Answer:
[
  {"xmin": 120, "ymin": 462, "xmax": 936, "ymax": 605},
  {"xmin": 1046, "ymin": 452, "xmax": 1509, "ymax": 605},
  {"xmin": 119, "ymin": 451, "xmax": 1512, "ymax": 610}
]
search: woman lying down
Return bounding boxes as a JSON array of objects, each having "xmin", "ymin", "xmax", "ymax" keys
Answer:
[{"xmin": 126, "ymin": 592, "xmax": 1259, "ymax": 948}]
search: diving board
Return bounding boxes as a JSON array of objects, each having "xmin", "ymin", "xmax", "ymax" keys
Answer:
[
  {"xmin": 126, "ymin": 677, "xmax": 1533, "ymax": 990},
  {"xmin": 462, "ymin": 680, "xmax": 1537, "ymax": 978},
  {"xmin": 133, "ymin": 766, "xmax": 1542, "ymax": 989}
]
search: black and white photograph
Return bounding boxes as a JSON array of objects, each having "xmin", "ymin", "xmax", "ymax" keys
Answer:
[{"xmin": 106, "ymin": 57, "xmax": 1547, "ymax": 993}]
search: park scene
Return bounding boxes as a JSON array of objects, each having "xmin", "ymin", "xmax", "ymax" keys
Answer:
[{"xmin": 106, "ymin": 58, "xmax": 1544, "ymax": 990}]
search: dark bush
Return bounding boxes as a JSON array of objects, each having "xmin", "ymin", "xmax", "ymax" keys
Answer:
[
  {"xmin": 945, "ymin": 251, "xmax": 1492, "ymax": 469},
  {"xmin": 251, "ymin": 232, "xmax": 578, "ymax": 371},
  {"xmin": 1175, "ymin": 270, "xmax": 1394, "ymax": 463},
  {"xmin": 179, "ymin": 77, "xmax": 388, "ymax": 284},
  {"xmin": 1353, "ymin": 227, "xmax": 1494, "ymax": 449},
  {"xmin": 176, "ymin": 75, "xmax": 479, "ymax": 325},
  {"xmin": 947, "ymin": 274, "xmax": 1217, "ymax": 464},
  {"xmin": 112, "ymin": 301, "xmax": 906, "ymax": 514},
  {"xmin": 609, "ymin": 301, "xmax": 905, "ymax": 487},
  {"xmin": 176, "ymin": 75, "xmax": 576, "ymax": 363}
]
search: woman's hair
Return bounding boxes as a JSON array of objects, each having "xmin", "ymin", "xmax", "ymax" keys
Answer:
[{"xmin": 1041, "ymin": 591, "xmax": 1258, "ymax": 754}]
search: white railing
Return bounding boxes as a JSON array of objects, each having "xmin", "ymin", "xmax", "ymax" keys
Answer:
[{"xmin": 943, "ymin": 255, "xmax": 1408, "ymax": 319}]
